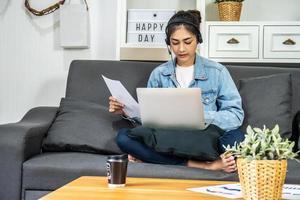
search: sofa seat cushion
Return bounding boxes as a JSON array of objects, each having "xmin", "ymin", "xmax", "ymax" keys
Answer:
[
  {"xmin": 24, "ymin": 190, "xmax": 51, "ymax": 200},
  {"xmin": 22, "ymin": 152, "xmax": 238, "ymax": 191},
  {"xmin": 22, "ymin": 153, "xmax": 300, "ymax": 193},
  {"xmin": 23, "ymin": 152, "xmax": 108, "ymax": 191},
  {"xmin": 42, "ymin": 98, "xmax": 134, "ymax": 154},
  {"xmin": 239, "ymin": 73, "xmax": 292, "ymax": 138}
]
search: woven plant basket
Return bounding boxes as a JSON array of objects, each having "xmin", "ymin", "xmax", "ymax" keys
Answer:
[
  {"xmin": 237, "ymin": 158, "xmax": 287, "ymax": 200},
  {"xmin": 218, "ymin": 1, "xmax": 242, "ymax": 21}
]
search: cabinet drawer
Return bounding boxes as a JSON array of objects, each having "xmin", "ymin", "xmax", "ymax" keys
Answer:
[
  {"xmin": 208, "ymin": 25, "xmax": 259, "ymax": 58},
  {"xmin": 264, "ymin": 26, "xmax": 300, "ymax": 59},
  {"xmin": 127, "ymin": 9, "xmax": 175, "ymax": 21}
]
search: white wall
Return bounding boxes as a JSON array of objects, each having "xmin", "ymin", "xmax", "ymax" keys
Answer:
[{"xmin": 0, "ymin": 0, "xmax": 118, "ymax": 124}]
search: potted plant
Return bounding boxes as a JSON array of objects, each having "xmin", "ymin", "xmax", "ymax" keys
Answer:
[
  {"xmin": 225, "ymin": 125, "xmax": 299, "ymax": 200},
  {"xmin": 215, "ymin": 0, "xmax": 244, "ymax": 21}
]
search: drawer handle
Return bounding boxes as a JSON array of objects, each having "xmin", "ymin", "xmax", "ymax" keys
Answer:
[
  {"xmin": 227, "ymin": 38, "xmax": 240, "ymax": 44},
  {"xmin": 283, "ymin": 38, "xmax": 296, "ymax": 45}
]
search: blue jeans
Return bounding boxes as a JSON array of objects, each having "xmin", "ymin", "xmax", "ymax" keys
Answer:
[{"xmin": 116, "ymin": 128, "xmax": 245, "ymax": 165}]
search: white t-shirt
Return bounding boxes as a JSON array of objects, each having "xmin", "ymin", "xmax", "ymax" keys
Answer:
[{"xmin": 175, "ymin": 64, "xmax": 194, "ymax": 88}]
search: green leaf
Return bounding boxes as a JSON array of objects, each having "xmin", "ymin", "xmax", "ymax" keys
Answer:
[
  {"xmin": 272, "ymin": 124, "xmax": 280, "ymax": 135},
  {"xmin": 253, "ymin": 127, "xmax": 263, "ymax": 133},
  {"xmin": 246, "ymin": 125, "xmax": 254, "ymax": 135}
]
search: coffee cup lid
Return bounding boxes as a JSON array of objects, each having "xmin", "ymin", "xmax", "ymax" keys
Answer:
[{"xmin": 107, "ymin": 154, "xmax": 128, "ymax": 162}]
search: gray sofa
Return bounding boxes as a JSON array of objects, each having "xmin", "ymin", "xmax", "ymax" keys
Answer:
[{"xmin": 0, "ymin": 60, "xmax": 300, "ymax": 200}]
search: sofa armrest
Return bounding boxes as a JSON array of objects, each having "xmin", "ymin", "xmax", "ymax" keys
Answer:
[
  {"xmin": 0, "ymin": 106, "xmax": 58, "ymax": 200},
  {"xmin": 291, "ymin": 111, "xmax": 300, "ymax": 153}
]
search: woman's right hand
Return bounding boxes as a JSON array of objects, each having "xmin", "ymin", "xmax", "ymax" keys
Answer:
[{"xmin": 108, "ymin": 96, "xmax": 125, "ymax": 116}]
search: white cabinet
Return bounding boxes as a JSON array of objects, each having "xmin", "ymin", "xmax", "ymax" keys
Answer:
[
  {"xmin": 208, "ymin": 25, "xmax": 259, "ymax": 58},
  {"xmin": 203, "ymin": 0, "xmax": 300, "ymax": 63},
  {"xmin": 117, "ymin": 0, "xmax": 300, "ymax": 63},
  {"xmin": 205, "ymin": 22, "xmax": 300, "ymax": 63},
  {"xmin": 264, "ymin": 25, "xmax": 300, "ymax": 59}
]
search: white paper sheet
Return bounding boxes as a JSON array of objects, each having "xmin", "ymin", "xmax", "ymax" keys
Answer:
[
  {"xmin": 187, "ymin": 184, "xmax": 242, "ymax": 199},
  {"xmin": 187, "ymin": 183, "xmax": 300, "ymax": 200},
  {"xmin": 102, "ymin": 75, "xmax": 140, "ymax": 118},
  {"xmin": 283, "ymin": 184, "xmax": 300, "ymax": 200}
]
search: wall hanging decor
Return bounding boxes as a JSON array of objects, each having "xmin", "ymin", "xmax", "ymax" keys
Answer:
[
  {"xmin": 25, "ymin": 0, "xmax": 66, "ymax": 16},
  {"xmin": 60, "ymin": 0, "xmax": 90, "ymax": 49}
]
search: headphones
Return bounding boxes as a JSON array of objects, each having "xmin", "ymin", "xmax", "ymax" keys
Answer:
[{"xmin": 165, "ymin": 18, "xmax": 203, "ymax": 46}]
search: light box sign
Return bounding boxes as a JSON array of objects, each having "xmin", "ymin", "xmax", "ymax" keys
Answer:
[{"xmin": 127, "ymin": 9, "xmax": 176, "ymax": 44}]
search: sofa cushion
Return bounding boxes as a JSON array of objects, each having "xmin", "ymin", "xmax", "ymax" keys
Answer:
[
  {"xmin": 239, "ymin": 73, "xmax": 292, "ymax": 137},
  {"xmin": 42, "ymin": 98, "xmax": 134, "ymax": 154},
  {"xmin": 24, "ymin": 190, "xmax": 51, "ymax": 200},
  {"xmin": 22, "ymin": 152, "xmax": 300, "ymax": 192},
  {"xmin": 22, "ymin": 152, "xmax": 238, "ymax": 191}
]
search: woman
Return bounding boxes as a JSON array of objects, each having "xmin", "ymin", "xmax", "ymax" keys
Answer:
[{"xmin": 109, "ymin": 10, "xmax": 244, "ymax": 173}]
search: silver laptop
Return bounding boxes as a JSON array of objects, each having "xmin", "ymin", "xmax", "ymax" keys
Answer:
[{"xmin": 136, "ymin": 88, "xmax": 211, "ymax": 130}]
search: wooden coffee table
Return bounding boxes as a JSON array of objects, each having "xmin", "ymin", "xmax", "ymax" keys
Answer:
[{"xmin": 40, "ymin": 176, "xmax": 243, "ymax": 200}]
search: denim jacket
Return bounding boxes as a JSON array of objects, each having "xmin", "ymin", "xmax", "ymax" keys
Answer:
[{"xmin": 146, "ymin": 54, "xmax": 244, "ymax": 131}]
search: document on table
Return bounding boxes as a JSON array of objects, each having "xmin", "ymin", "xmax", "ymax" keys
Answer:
[
  {"xmin": 187, "ymin": 184, "xmax": 242, "ymax": 199},
  {"xmin": 102, "ymin": 75, "xmax": 140, "ymax": 118},
  {"xmin": 187, "ymin": 183, "xmax": 300, "ymax": 199}
]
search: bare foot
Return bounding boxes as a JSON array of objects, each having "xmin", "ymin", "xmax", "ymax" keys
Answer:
[
  {"xmin": 187, "ymin": 153, "xmax": 237, "ymax": 173},
  {"xmin": 128, "ymin": 154, "xmax": 143, "ymax": 163},
  {"xmin": 210, "ymin": 153, "xmax": 237, "ymax": 173},
  {"xmin": 221, "ymin": 153, "xmax": 237, "ymax": 173}
]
